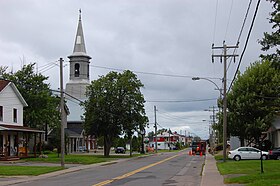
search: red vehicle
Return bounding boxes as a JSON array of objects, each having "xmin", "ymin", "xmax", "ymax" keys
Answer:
[{"xmin": 191, "ymin": 141, "xmax": 207, "ymax": 155}]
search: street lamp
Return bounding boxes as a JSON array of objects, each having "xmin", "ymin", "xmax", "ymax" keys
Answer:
[
  {"xmin": 192, "ymin": 77, "xmax": 222, "ymax": 98},
  {"xmin": 192, "ymin": 76, "xmax": 227, "ymax": 161}
]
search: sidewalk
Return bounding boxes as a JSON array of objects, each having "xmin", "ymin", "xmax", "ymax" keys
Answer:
[{"xmin": 201, "ymin": 153, "xmax": 225, "ymax": 186}]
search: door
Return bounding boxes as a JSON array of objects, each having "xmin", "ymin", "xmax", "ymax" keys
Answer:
[
  {"xmin": 238, "ymin": 147, "xmax": 249, "ymax": 159},
  {"xmin": 248, "ymin": 148, "xmax": 261, "ymax": 159}
]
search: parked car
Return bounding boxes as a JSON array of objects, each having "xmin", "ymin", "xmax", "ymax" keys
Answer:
[
  {"xmin": 115, "ymin": 147, "xmax": 125, "ymax": 154},
  {"xmin": 228, "ymin": 147, "xmax": 268, "ymax": 161},
  {"xmin": 78, "ymin": 146, "xmax": 87, "ymax": 152},
  {"xmin": 268, "ymin": 147, "xmax": 280, "ymax": 160}
]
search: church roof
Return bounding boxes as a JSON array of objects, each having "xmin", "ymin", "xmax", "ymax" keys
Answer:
[
  {"xmin": 69, "ymin": 10, "xmax": 91, "ymax": 59},
  {"xmin": 66, "ymin": 97, "xmax": 85, "ymax": 122}
]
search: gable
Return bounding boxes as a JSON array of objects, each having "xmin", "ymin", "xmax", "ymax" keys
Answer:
[
  {"xmin": 0, "ymin": 81, "xmax": 28, "ymax": 107},
  {"xmin": 272, "ymin": 116, "xmax": 280, "ymax": 130}
]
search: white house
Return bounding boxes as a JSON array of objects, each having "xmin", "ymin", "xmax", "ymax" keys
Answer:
[
  {"xmin": 0, "ymin": 80, "xmax": 43, "ymax": 160},
  {"xmin": 268, "ymin": 116, "xmax": 280, "ymax": 148}
]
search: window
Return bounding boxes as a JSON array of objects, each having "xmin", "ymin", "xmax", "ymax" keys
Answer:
[
  {"xmin": 238, "ymin": 148, "xmax": 247, "ymax": 152},
  {"xmin": 87, "ymin": 64, "xmax": 89, "ymax": 78},
  {"xmin": 13, "ymin": 108, "xmax": 17, "ymax": 123},
  {"xmin": 74, "ymin": 63, "xmax": 80, "ymax": 77},
  {"xmin": 0, "ymin": 106, "xmax": 2, "ymax": 121}
]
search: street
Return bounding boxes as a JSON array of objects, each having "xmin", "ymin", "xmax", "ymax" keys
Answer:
[{"xmin": 10, "ymin": 149, "xmax": 205, "ymax": 186}]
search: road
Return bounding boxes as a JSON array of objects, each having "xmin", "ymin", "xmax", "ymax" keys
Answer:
[{"xmin": 12, "ymin": 149, "xmax": 205, "ymax": 186}]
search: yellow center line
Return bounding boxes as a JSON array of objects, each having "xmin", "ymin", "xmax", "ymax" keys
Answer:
[{"xmin": 92, "ymin": 154, "xmax": 180, "ymax": 186}]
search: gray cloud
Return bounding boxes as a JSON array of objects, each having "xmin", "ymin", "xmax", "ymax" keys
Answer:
[{"xmin": 0, "ymin": 0, "xmax": 272, "ymax": 139}]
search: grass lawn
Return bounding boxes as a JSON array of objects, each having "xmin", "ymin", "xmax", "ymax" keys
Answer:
[
  {"xmin": 24, "ymin": 152, "xmax": 142, "ymax": 164},
  {"xmin": 217, "ymin": 159, "xmax": 280, "ymax": 185},
  {"xmin": 0, "ymin": 166, "xmax": 63, "ymax": 176}
]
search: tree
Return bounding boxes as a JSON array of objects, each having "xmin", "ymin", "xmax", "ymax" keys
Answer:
[
  {"xmin": 227, "ymin": 60, "xmax": 280, "ymax": 145},
  {"xmin": 83, "ymin": 70, "xmax": 148, "ymax": 157},
  {"xmin": 259, "ymin": 0, "xmax": 280, "ymax": 66},
  {"xmin": 2, "ymin": 63, "xmax": 60, "ymax": 130}
]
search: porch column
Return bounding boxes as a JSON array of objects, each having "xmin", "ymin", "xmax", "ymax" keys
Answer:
[
  {"xmin": 39, "ymin": 133, "xmax": 42, "ymax": 155},
  {"xmin": 76, "ymin": 138, "xmax": 78, "ymax": 152},
  {"xmin": 16, "ymin": 132, "xmax": 19, "ymax": 157},
  {"xmin": 34, "ymin": 133, "xmax": 37, "ymax": 157},
  {"xmin": 4, "ymin": 133, "xmax": 8, "ymax": 158},
  {"xmin": 25, "ymin": 133, "xmax": 28, "ymax": 157}
]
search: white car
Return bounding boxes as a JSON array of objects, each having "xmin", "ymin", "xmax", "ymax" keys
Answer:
[{"xmin": 228, "ymin": 147, "xmax": 268, "ymax": 161}]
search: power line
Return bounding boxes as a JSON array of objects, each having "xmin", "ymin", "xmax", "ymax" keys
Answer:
[
  {"xmin": 227, "ymin": 0, "xmax": 253, "ymax": 71},
  {"xmin": 90, "ymin": 65, "xmax": 221, "ymax": 80},
  {"xmin": 212, "ymin": 0, "xmax": 219, "ymax": 43},
  {"xmin": 228, "ymin": 0, "xmax": 261, "ymax": 92},
  {"xmin": 146, "ymin": 98, "xmax": 217, "ymax": 103},
  {"xmin": 224, "ymin": 0, "xmax": 234, "ymax": 40}
]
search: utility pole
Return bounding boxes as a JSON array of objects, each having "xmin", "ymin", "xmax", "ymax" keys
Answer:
[
  {"xmin": 154, "ymin": 105, "xmax": 158, "ymax": 153},
  {"xmin": 59, "ymin": 57, "xmax": 65, "ymax": 168},
  {"xmin": 169, "ymin": 128, "xmax": 171, "ymax": 151},
  {"xmin": 212, "ymin": 42, "xmax": 238, "ymax": 162},
  {"xmin": 205, "ymin": 106, "xmax": 218, "ymax": 151}
]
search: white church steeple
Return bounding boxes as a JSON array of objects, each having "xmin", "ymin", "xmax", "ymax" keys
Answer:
[{"xmin": 66, "ymin": 10, "xmax": 91, "ymax": 99}]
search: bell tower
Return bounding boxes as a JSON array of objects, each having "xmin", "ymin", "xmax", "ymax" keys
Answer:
[{"xmin": 66, "ymin": 10, "xmax": 91, "ymax": 99}]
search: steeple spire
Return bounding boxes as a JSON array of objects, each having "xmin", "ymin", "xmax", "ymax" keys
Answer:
[{"xmin": 71, "ymin": 9, "xmax": 88, "ymax": 56}]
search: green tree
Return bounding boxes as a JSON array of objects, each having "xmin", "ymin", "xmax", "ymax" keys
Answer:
[
  {"xmin": 83, "ymin": 70, "xmax": 148, "ymax": 157},
  {"xmin": 2, "ymin": 63, "xmax": 60, "ymax": 130},
  {"xmin": 227, "ymin": 60, "xmax": 280, "ymax": 146},
  {"xmin": 259, "ymin": 0, "xmax": 280, "ymax": 66}
]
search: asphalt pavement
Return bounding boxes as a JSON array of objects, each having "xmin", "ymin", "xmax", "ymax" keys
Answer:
[{"xmin": 0, "ymin": 151, "xmax": 229, "ymax": 186}]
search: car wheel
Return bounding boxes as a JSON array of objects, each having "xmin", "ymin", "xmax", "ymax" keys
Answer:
[
  {"xmin": 261, "ymin": 155, "xmax": 267, "ymax": 160},
  {"xmin": 234, "ymin": 155, "xmax": 241, "ymax": 161}
]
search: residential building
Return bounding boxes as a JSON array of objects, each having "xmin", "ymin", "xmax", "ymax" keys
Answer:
[
  {"xmin": 268, "ymin": 116, "xmax": 280, "ymax": 148},
  {"xmin": 150, "ymin": 132, "xmax": 179, "ymax": 150},
  {"xmin": 0, "ymin": 80, "xmax": 43, "ymax": 160}
]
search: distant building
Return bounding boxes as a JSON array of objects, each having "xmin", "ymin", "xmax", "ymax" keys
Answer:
[
  {"xmin": 150, "ymin": 132, "xmax": 179, "ymax": 150},
  {"xmin": 65, "ymin": 11, "xmax": 95, "ymax": 153}
]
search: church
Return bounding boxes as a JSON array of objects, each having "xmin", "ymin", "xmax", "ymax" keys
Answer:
[{"xmin": 64, "ymin": 11, "xmax": 95, "ymax": 153}]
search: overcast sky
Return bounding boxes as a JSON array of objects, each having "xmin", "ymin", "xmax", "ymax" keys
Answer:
[{"xmin": 0, "ymin": 0, "xmax": 273, "ymax": 139}]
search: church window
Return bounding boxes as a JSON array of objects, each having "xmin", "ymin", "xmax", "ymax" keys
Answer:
[
  {"xmin": 76, "ymin": 36, "xmax": 81, "ymax": 44},
  {"xmin": 87, "ymin": 64, "xmax": 89, "ymax": 78},
  {"xmin": 75, "ymin": 63, "xmax": 80, "ymax": 77}
]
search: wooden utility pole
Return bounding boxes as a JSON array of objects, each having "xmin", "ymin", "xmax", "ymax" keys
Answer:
[
  {"xmin": 59, "ymin": 57, "xmax": 65, "ymax": 168},
  {"xmin": 154, "ymin": 105, "xmax": 157, "ymax": 153},
  {"xmin": 212, "ymin": 42, "xmax": 238, "ymax": 162},
  {"xmin": 169, "ymin": 128, "xmax": 171, "ymax": 151}
]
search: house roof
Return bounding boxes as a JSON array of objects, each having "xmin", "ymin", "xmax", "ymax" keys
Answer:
[
  {"xmin": 0, "ymin": 124, "xmax": 44, "ymax": 133},
  {"xmin": 65, "ymin": 128, "xmax": 84, "ymax": 138},
  {"xmin": 66, "ymin": 98, "xmax": 85, "ymax": 122},
  {"xmin": 0, "ymin": 80, "xmax": 28, "ymax": 107},
  {"xmin": 0, "ymin": 80, "xmax": 9, "ymax": 91},
  {"xmin": 157, "ymin": 132, "xmax": 178, "ymax": 137}
]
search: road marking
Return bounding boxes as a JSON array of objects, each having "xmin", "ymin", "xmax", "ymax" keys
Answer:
[{"xmin": 92, "ymin": 154, "xmax": 180, "ymax": 186}]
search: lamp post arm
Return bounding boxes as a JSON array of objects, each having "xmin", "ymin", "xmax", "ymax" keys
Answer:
[{"xmin": 192, "ymin": 77, "xmax": 222, "ymax": 97}]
